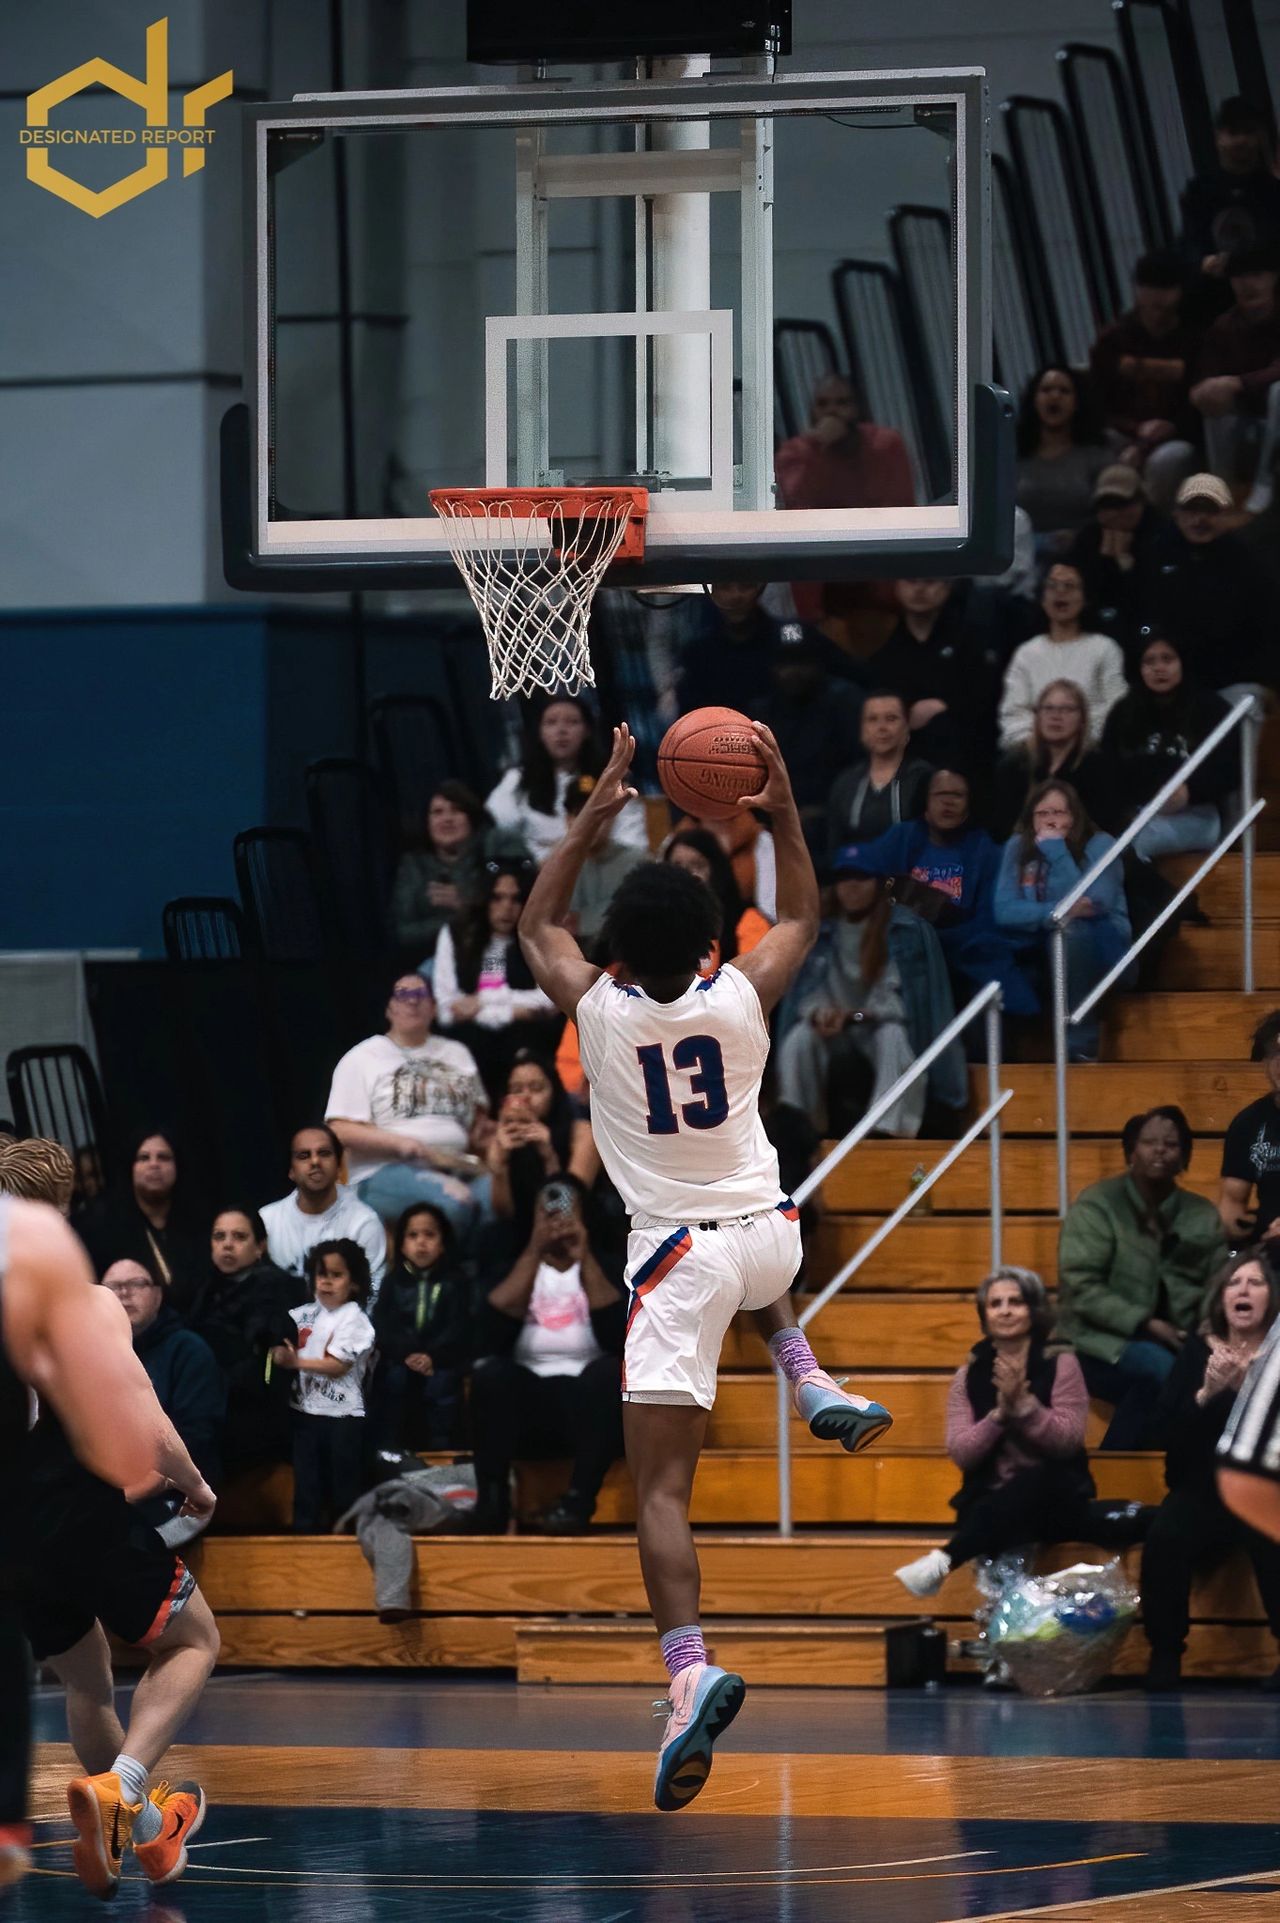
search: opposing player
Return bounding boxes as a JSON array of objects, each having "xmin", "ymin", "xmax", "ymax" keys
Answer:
[
  {"xmin": 520, "ymin": 721, "xmax": 892, "ymax": 1810},
  {"xmin": 0, "ymin": 1160, "xmax": 219, "ymax": 1898}
]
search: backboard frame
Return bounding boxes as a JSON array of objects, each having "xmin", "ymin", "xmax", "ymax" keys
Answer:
[{"xmin": 225, "ymin": 67, "xmax": 1016, "ymax": 594}]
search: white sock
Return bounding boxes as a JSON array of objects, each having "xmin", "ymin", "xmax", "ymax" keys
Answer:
[{"xmin": 112, "ymin": 1754, "xmax": 161, "ymax": 1841}]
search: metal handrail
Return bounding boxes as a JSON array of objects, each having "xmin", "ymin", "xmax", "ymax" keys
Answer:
[
  {"xmin": 1050, "ymin": 695, "xmax": 1262, "ymax": 1215},
  {"xmin": 777, "ymin": 983, "xmax": 1008, "ymax": 1537}
]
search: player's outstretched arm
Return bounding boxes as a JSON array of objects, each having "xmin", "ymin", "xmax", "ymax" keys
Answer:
[
  {"xmin": 726, "ymin": 721, "xmax": 820, "ymax": 1015},
  {"xmin": 519, "ymin": 723, "xmax": 639, "ymax": 1020},
  {"xmin": 3, "ymin": 1201, "xmax": 216, "ymax": 1520}
]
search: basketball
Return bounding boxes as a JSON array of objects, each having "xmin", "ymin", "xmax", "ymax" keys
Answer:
[{"xmin": 657, "ymin": 707, "xmax": 767, "ymax": 820}]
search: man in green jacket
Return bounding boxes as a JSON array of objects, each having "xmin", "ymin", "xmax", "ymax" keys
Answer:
[{"xmin": 1057, "ymin": 1105, "xmax": 1228, "ymax": 1448}]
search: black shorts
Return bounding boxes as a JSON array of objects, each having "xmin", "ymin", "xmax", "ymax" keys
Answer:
[
  {"xmin": 1218, "ymin": 1322, "xmax": 1280, "ymax": 1485},
  {"xmin": 17, "ymin": 1481, "xmax": 194, "ymax": 1665}
]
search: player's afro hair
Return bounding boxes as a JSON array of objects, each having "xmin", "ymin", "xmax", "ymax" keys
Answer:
[{"xmin": 600, "ymin": 860, "xmax": 722, "ymax": 980}]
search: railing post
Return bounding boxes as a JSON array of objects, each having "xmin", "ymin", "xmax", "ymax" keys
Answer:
[
  {"xmin": 1242, "ymin": 707, "xmax": 1257, "ymax": 995},
  {"xmin": 1052, "ymin": 920, "xmax": 1070, "ymax": 1218},
  {"xmin": 776, "ymin": 1368, "xmax": 793, "ymax": 1539},
  {"xmin": 985, "ymin": 993, "xmax": 1003, "ymax": 1271}
]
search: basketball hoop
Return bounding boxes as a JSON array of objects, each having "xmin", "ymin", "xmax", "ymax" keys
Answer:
[{"xmin": 430, "ymin": 486, "xmax": 648, "ymax": 699}]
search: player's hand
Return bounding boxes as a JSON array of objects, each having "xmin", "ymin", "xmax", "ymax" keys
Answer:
[
  {"xmin": 177, "ymin": 1478, "xmax": 218, "ymax": 1524},
  {"xmin": 738, "ymin": 721, "xmax": 794, "ymax": 813},
  {"xmin": 579, "ymin": 725, "xmax": 638, "ymax": 822}
]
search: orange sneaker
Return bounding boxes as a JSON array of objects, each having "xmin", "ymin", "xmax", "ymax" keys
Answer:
[
  {"xmin": 66, "ymin": 1772, "xmax": 139, "ymax": 1899},
  {"xmin": 132, "ymin": 1781, "xmax": 206, "ymax": 1885}
]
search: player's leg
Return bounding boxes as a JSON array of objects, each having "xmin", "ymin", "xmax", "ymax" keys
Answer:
[
  {"xmin": 44, "ymin": 1622, "xmax": 124, "ymax": 1774},
  {"xmin": 748, "ymin": 1214, "xmax": 893, "ymax": 1454},
  {"xmin": 113, "ymin": 1590, "xmax": 218, "ymax": 1887},
  {"xmin": 624, "ymin": 1399, "xmax": 745, "ymax": 1812}
]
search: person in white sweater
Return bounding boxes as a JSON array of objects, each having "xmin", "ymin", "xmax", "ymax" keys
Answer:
[
  {"xmin": 998, "ymin": 561, "xmax": 1128, "ymax": 751},
  {"xmin": 259, "ymin": 1125, "xmax": 387, "ymax": 1298},
  {"xmin": 485, "ymin": 696, "xmax": 648, "ymax": 864}
]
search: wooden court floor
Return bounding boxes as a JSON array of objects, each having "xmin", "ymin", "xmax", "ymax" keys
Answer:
[{"xmin": 14, "ymin": 1677, "xmax": 1280, "ymax": 1920}]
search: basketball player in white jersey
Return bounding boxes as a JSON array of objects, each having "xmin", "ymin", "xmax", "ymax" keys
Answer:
[{"xmin": 520, "ymin": 720, "xmax": 892, "ymax": 1810}]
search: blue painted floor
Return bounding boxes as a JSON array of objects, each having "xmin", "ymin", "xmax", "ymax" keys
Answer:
[{"xmin": 17, "ymin": 1676, "xmax": 1280, "ymax": 1921}]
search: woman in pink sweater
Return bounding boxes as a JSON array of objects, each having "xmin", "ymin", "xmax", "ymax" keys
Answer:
[{"xmin": 895, "ymin": 1266, "xmax": 1093, "ymax": 1596}]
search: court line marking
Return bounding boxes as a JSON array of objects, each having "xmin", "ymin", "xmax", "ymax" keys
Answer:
[
  {"xmin": 176, "ymin": 1848, "xmax": 995, "ymax": 1882},
  {"xmin": 943, "ymin": 1863, "xmax": 1280, "ymax": 1922}
]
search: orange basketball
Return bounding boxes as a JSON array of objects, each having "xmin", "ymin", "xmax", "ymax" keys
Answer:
[{"xmin": 657, "ymin": 707, "xmax": 767, "ymax": 821}]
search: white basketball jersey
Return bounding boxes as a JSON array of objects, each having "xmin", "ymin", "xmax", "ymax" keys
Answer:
[{"xmin": 575, "ymin": 964, "xmax": 781, "ymax": 1223}]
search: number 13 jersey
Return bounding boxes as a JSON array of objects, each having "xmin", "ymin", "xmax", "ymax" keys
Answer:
[{"xmin": 575, "ymin": 965, "xmax": 781, "ymax": 1225}]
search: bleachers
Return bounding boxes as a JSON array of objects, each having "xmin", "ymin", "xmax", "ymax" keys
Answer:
[{"xmin": 197, "ymin": 847, "xmax": 1280, "ymax": 1685}]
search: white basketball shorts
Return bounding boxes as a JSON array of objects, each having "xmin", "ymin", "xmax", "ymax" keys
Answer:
[{"xmin": 622, "ymin": 1200, "xmax": 802, "ymax": 1411}]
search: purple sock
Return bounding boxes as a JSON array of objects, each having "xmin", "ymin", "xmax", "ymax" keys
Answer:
[
  {"xmin": 768, "ymin": 1328, "xmax": 820, "ymax": 1384},
  {"xmin": 660, "ymin": 1624, "xmax": 706, "ymax": 1681}
]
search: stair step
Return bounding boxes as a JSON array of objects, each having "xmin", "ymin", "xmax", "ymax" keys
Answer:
[
  {"xmin": 707, "ymin": 1371, "xmax": 1113, "ymax": 1452},
  {"xmin": 968, "ymin": 1061, "xmax": 1256, "ymax": 1132},
  {"xmin": 721, "ymin": 1294, "xmax": 983, "ymax": 1369},
  {"xmin": 1161, "ymin": 851, "xmax": 1280, "ymax": 918},
  {"xmin": 815, "ymin": 1137, "xmax": 1219, "ymax": 1213},
  {"xmin": 1103, "ymin": 991, "xmax": 1278, "ymax": 1061},
  {"xmin": 1156, "ymin": 926, "xmax": 1280, "ymax": 990},
  {"xmin": 809, "ymin": 1215, "xmax": 1060, "ymax": 1287}
]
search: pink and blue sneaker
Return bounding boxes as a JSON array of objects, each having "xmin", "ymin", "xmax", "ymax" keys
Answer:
[
  {"xmin": 793, "ymin": 1368, "xmax": 893, "ymax": 1452},
  {"xmin": 652, "ymin": 1662, "xmax": 746, "ymax": 1812}
]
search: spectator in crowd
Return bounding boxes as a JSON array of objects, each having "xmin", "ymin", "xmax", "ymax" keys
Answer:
[
  {"xmin": 271, "ymin": 1239, "xmax": 377, "ymax": 1533},
  {"xmin": 181, "ymin": 1206, "xmax": 297, "ymax": 1474},
  {"xmin": 1089, "ymin": 252, "xmax": 1202, "ymax": 508},
  {"xmin": 100, "ymin": 1257, "xmax": 224, "ymax": 1545},
  {"xmin": 775, "ymin": 866, "xmax": 966, "ymax": 1139},
  {"xmin": 1192, "ymin": 245, "xmax": 1280, "ymax": 508},
  {"xmin": 834, "ymin": 770, "xmax": 1039, "ymax": 1019},
  {"xmin": 1151, "ymin": 473, "xmax": 1277, "ymax": 699},
  {"xmin": 370, "ymin": 1204, "xmax": 470, "ymax": 1455},
  {"xmin": 774, "ymin": 373, "xmax": 914, "ymax": 625},
  {"xmin": 74, "ymin": 1127, "xmax": 205, "ymax": 1294},
  {"xmin": 431, "ymin": 858, "xmax": 559, "ymax": 1097},
  {"xmin": 1240, "ymin": 440, "xmax": 1280, "ymax": 593},
  {"xmin": 1057, "ymin": 1106, "xmax": 1228, "ymax": 1447},
  {"xmin": 1068, "ymin": 466, "xmax": 1168, "ymax": 651},
  {"xmin": 327, "ymin": 974, "xmax": 490, "ymax": 1238},
  {"xmin": 1220, "ymin": 1009, "xmax": 1280, "ymax": 1250},
  {"xmin": 749, "ymin": 627, "xmax": 865, "ymax": 849},
  {"xmin": 72, "ymin": 1144, "xmax": 104, "ymax": 1212},
  {"xmin": 259, "ymin": 1124, "xmax": 387, "ymax": 1296},
  {"xmin": 1099, "ymin": 633, "xmax": 1235, "ymax": 862},
  {"xmin": 865, "ymin": 579, "xmax": 1001, "ymax": 771},
  {"xmin": 486, "ymin": 1051, "xmax": 598, "ymax": 1245},
  {"xmin": 391, "ymin": 781, "xmax": 529, "ymax": 963},
  {"xmin": 895, "ymin": 1267, "xmax": 1093, "ymax": 1597},
  {"xmin": 1142, "ymin": 1246, "xmax": 1280, "ymax": 1690},
  {"xmin": 994, "ymin": 780, "xmax": 1132, "ymax": 1063},
  {"xmin": 469, "ymin": 1176, "xmax": 625, "ymax": 1534},
  {"xmin": 998, "ymin": 563, "xmax": 1128, "ymax": 751},
  {"xmin": 664, "ymin": 831, "xmax": 772, "ymax": 968},
  {"xmin": 1014, "ymin": 365, "xmax": 1122, "ymax": 544},
  {"xmin": 827, "ymin": 691, "xmax": 933, "ymax": 855},
  {"xmin": 986, "ymin": 680, "xmax": 1115, "ymax": 844},
  {"xmin": 486, "ymin": 695, "xmax": 647, "ymax": 865},
  {"xmin": 589, "ymin": 587, "xmax": 685, "ymax": 790},
  {"xmin": 1181, "ymin": 98, "xmax": 1280, "ymax": 309},
  {"xmin": 563, "ymin": 776, "xmax": 647, "ymax": 952},
  {"xmin": 668, "ymin": 803, "xmax": 778, "ymax": 926},
  {"xmin": 677, "ymin": 582, "xmax": 785, "ymax": 716}
]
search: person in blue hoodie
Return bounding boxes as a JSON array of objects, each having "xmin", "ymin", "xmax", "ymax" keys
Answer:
[
  {"xmin": 834, "ymin": 769, "xmax": 1038, "ymax": 1020},
  {"xmin": 994, "ymin": 778, "xmax": 1133, "ymax": 1063}
]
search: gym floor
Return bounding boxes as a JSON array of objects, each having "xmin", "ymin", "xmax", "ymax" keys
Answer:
[{"xmin": 15, "ymin": 1676, "xmax": 1280, "ymax": 1920}]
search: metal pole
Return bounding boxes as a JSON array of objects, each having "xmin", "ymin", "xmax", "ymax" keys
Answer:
[
  {"xmin": 1052, "ymin": 921, "xmax": 1070, "ymax": 1218},
  {"xmin": 986, "ymin": 995, "xmax": 1003, "ymax": 1271},
  {"xmin": 776, "ymin": 1368, "xmax": 793, "ymax": 1538},
  {"xmin": 1242, "ymin": 709, "xmax": 1257, "ymax": 995}
]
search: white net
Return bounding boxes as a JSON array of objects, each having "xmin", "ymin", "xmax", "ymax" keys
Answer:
[{"xmin": 430, "ymin": 491, "xmax": 640, "ymax": 699}]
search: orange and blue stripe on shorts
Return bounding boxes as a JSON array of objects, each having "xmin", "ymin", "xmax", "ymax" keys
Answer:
[
  {"xmin": 623, "ymin": 1227, "xmax": 691, "ymax": 1387},
  {"xmin": 776, "ymin": 1197, "xmax": 799, "ymax": 1221},
  {"xmin": 138, "ymin": 1560, "xmax": 196, "ymax": 1649}
]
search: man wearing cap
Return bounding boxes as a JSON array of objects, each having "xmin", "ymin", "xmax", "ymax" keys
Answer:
[
  {"xmin": 1069, "ymin": 464, "xmax": 1168, "ymax": 650},
  {"xmin": 1191, "ymin": 246, "xmax": 1280, "ymax": 512},
  {"xmin": 1152, "ymin": 473, "xmax": 1276, "ymax": 701},
  {"xmin": 1089, "ymin": 251, "xmax": 1202, "ymax": 509}
]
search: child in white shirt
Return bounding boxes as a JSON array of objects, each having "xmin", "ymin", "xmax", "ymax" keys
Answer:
[{"xmin": 270, "ymin": 1238, "xmax": 376, "ymax": 1531}]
